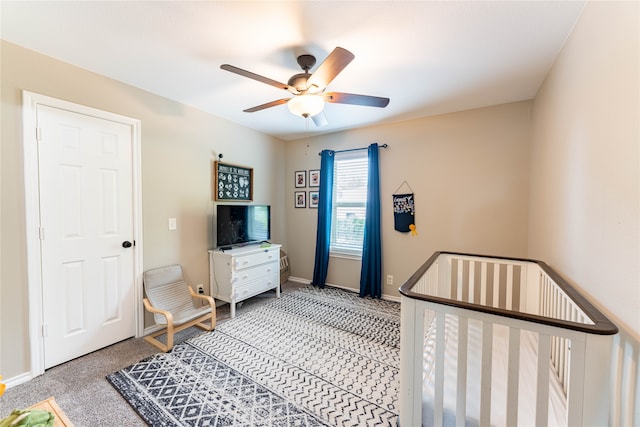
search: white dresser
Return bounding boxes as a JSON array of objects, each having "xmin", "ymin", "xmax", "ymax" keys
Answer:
[{"xmin": 209, "ymin": 244, "xmax": 281, "ymax": 318}]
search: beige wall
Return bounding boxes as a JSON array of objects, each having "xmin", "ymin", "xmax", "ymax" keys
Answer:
[
  {"xmin": 0, "ymin": 41, "xmax": 286, "ymax": 378},
  {"xmin": 529, "ymin": 3, "xmax": 639, "ymax": 423},
  {"xmin": 285, "ymin": 102, "xmax": 532, "ymax": 296},
  {"xmin": 529, "ymin": 1, "xmax": 639, "ymax": 337}
]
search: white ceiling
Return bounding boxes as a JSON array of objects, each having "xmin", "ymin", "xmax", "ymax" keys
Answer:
[{"xmin": 1, "ymin": 1, "xmax": 585, "ymax": 141}]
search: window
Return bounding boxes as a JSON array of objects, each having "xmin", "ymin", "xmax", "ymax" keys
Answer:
[{"xmin": 330, "ymin": 151, "xmax": 368, "ymax": 257}]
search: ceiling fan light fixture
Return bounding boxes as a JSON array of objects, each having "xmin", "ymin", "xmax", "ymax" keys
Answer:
[{"xmin": 287, "ymin": 94, "xmax": 324, "ymax": 118}]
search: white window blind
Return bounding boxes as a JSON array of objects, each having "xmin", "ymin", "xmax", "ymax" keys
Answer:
[{"xmin": 330, "ymin": 151, "xmax": 368, "ymax": 257}]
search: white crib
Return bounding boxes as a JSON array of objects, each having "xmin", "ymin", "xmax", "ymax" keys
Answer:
[{"xmin": 399, "ymin": 251, "xmax": 618, "ymax": 427}]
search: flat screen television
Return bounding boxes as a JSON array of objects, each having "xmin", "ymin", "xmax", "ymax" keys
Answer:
[{"xmin": 216, "ymin": 204, "xmax": 270, "ymax": 248}]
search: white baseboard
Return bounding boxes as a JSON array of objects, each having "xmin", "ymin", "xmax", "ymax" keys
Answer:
[
  {"xmin": 287, "ymin": 276, "xmax": 400, "ymax": 302},
  {"xmin": 4, "ymin": 371, "xmax": 34, "ymax": 390},
  {"xmin": 143, "ymin": 324, "xmax": 165, "ymax": 336},
  {"xmin": 286, "ymin": 276, "xmax": 310, "ymax": 285}
]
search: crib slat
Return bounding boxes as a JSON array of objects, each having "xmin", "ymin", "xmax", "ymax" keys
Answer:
[
  {"xmin": 519, "ymin": 264, "xmax": 527, "ymax": 312},
  {"xmin": 567, "ymin": 337, "xmax": 586, "ymax": 426},
  {"xmin": 399, "ymin": 296, "xmax": 424, "ymax": 426},
  {"xmin": 536, "ymin": 333, "xmax": 551, "ymax": 427},
  {"xmin": 493, "ymin": 263, "xmax": 500, "ymax": 308},
  {"xmin": 506, "ymin": 327, "xmax": 521, "ymax": 426},
  {"xmin": 480, "ymin": 262, "xmax": 487, "ymax": 305},
  {"xmin": 540, "ymin": 274, "xmax": 547, "ymax": 317},
  {"xmin": 506, "ymin": 264, "xmax": 513, "ymax": 310},
  {"xmin": 434, "ymin": 310, "xmax": 446, "ymax": 427},
  {"xmin": 469, "ymin": 261, "xmax": 476, "ymax": 303},
  {"xmin": 456, "ymin": 316, "xmax": 469, "ymax": 427},
  {"xmin": 480, "ymin": 321, "xmax": 493, "ymax": 427},
  {"xmin": 457, "ymin": 259, "xmax": 464, "ymax": 301},
  {"xmin": 561, "ymin": 338, "xmax": 568, "ymax": 393}
]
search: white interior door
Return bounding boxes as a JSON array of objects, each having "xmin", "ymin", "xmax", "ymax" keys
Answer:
[{"xmin": 37, "ymin": 104, "xmax": 136, "ymax": 368}]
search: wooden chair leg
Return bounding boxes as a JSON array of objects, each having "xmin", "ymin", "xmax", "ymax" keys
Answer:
[
  {"xmin": 195, "ymin": 319, "xmax": 214, "ymax": 332},
  {"xmin": 165, "ymin": 322, "xmax": 174, "ymax": 350},
  {"xmin": 143, "ymin": 331, "xmax": 171, "ymax": 352}
]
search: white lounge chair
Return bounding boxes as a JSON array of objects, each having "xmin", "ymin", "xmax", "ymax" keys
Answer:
[{"xmin": 143, "ymin": 264, "xmax": 216, "ymax": 352}]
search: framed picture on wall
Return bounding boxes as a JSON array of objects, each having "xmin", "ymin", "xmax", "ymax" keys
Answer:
[
  {"xmin": 294, "ymin": 170, "xmax": 306, "ymax": 188},
  {"xmin": 214, "ymin": 161, "xmax": 253, "ymax": 201},
  {"xmin": 309, "ymin": 191, "xmax": 319, "ymax": 208},
  {"xmin": 309, "ymin": 169, "xmax": 320, "ymax": 187},
  {"xmin": 295, "ymin": 191, "xmax": 306, "ymax": 208}
]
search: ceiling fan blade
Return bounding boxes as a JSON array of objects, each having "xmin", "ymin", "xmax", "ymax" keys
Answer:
[
  {"xmin": 311, "ymin": 111, "xmax": 328, "ymax": 127},
  {"xmin": 324, "ymin": 92, "xmax": 390, "ymax": 108},
  {"xmin": 221, "ymin": 64, "xmax": 300, "ymax": 94},
  {"xmin": 243, "ymin": 98, "xmax": 290, "ymax": 113},
  {"xmin": 306, "ymin": 47, "xmax": 355, "ymax": 92}
]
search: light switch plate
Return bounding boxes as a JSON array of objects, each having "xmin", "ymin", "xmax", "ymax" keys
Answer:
[{"xmin": 168, "ymin": 218, "xmax": 177, "ymax": 230}]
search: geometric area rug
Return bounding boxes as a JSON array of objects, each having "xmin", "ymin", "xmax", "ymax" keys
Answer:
[{"xmin": 107, "ymin": 286, "xmax": 401, "ymax": 426}]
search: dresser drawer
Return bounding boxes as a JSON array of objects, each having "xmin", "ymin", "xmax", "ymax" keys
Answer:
[
  {"xmin": 233, "ymin": 272, "xmax": 279, "ymax": 301},
  {"xmin": 232, "ymin": 249, "xmax": 278, "ymax": 271},
  {"xmin": 230, "ymin": 262, "xmax": 277, "ymax": 285}
]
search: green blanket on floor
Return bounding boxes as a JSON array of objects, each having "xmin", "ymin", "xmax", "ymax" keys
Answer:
[{"xmin": 0, "ymin": 409, "xmax": 54, "ymax": 427}]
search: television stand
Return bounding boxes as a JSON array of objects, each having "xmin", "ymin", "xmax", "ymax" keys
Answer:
[{"xmin": 209, "ymin": 244, "xmax": 281, "ymax": 318}]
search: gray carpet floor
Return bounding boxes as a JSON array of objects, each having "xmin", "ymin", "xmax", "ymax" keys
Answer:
[{"xmin": 0, "ymin": 282, "xmax": 306, "ymax": 426}]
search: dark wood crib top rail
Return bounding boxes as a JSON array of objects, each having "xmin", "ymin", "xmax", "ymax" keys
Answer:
[{"xmin": 399, "ymin": 251, "xmax": 618, "ymax": 335}]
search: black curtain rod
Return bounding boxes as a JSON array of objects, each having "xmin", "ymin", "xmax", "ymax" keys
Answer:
[{"xmin": 318, "ymin": 143, "xmax": 388, "ymax": 156}]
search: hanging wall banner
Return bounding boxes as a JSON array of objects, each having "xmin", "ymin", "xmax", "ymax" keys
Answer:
[{"xmin": 393, "ymin": 193, "xmax": 415, "ymax": 232}]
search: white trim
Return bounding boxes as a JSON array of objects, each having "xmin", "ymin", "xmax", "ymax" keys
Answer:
[
  {"xmin": 143, "ymin": 324, "xmax": 165, "ymax": 336},
  {"xmin": 287, "ymin": 275, "xmax": 400, "ymax": 302},
  {"xmin": 3, "ymin": 372, "xmax": 33, "ymax": 390},
  {"xmin": 21, "ymin": 91, "xmax": 143, "ymax": 378}
]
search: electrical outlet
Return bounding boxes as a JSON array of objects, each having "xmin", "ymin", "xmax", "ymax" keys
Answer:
[
  {"xmin": 386, "ymin": 275, "xmax": 393, "ymax": 285},
  {"xmin": 196, "ymin": 284, "xmax": 204, "ymax": 294}
]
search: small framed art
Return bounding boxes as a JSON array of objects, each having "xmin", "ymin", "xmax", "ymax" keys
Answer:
[
  {"xmin": 295, "ymin": 191, "xmax": 306, "ymax": 208},
  {"xmin": 294, "ymin": 170, "xmax": 306, "ymax": 188},
  {"xmin": 309, "ymin": 191, "xmax": 319, "ymax": 208},
  {"xmin": 309, "ymin": 169, "xmax": 320, "ymax": 187}
]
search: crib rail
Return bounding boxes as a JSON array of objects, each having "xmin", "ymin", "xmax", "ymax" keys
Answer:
[
  {"xmin": 399, "ymin": 251, "xmax": 618, "ymax": 427},
  {"xmin": 402, "ymin": 251, "xmax": 616, "ymax": 334}
]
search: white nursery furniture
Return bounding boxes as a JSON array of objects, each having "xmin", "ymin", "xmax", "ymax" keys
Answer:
[
  {"xmin": 209, "ymin": 244, "xmax": 281, "ymax": 318},
  {"xmin": 399, "ymin": 251, "xmax": 618, "ymax": 427}
]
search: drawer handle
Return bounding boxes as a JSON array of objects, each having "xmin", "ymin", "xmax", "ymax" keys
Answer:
[
  {"xmin": 233, "ymin": 260, "xmax": 251, "ymax": 267},
  {"xmin": 242, "ymin": 275, "xmax": 249, "ymax": 280}
]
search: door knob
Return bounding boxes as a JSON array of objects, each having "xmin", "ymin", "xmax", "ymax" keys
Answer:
[{"xmin": 122, "ymin": 241, "xmax": 132, "ymax": 248}]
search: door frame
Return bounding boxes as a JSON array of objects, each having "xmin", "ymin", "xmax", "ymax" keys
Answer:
[{"xmin": 22, "ymin": 91, "xmax": 144, "ymax": 377}]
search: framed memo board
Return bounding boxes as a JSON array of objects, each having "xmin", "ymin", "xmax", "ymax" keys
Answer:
[{"xmin": 214, "ymin": 161, "xmax": 253, "ymax": 201}]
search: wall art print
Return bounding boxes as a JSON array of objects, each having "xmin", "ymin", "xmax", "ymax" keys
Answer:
[
  {"xmin": 309, "ymin": 169, "xmax": 320, "ymax": 187},
  {"xmin": 295, "ymin": 170, "xmax": 306, "ymax": 188},
  {"xmin": 309, "ymin": 191, "xmax": 319, "ymax": 208},
  {"xmin": 295, "ymin": 191, "xmax": 306, "ymax": 208},
  {"xmin": 214, "ymin": 161, "xmax": 253, "ymax": 201}
]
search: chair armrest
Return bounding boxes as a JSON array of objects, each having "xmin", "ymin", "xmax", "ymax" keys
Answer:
[
  {"xmin": 189, "ymin": 287, "xmax": 217, "ymax": 313},
  {"xmin": 143, "ymin": 297, "xmax": 174, "ymax": 325}
]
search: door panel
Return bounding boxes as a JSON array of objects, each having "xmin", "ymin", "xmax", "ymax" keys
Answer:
[{"xmin": 37, "ymin": 104, "xmax": 135, "ymax": 368}]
